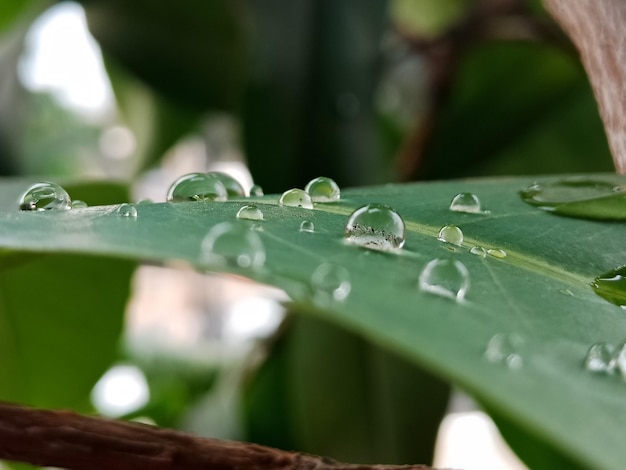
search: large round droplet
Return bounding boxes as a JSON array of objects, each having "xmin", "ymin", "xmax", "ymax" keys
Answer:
[
  {"xmin": 449, "ymin": 193, "xmax": 484, "ymax": 214},
  {"xmin": 592, "ymin": 265, "xmax": 626, "ymax": 308},
  {"xmin": 305, "ymin": 176, "xmax": 340, "ymax": 203},
  {"xmin": 484, "ymin": 333, "xmax": 524, "ymax": 369},
  {"xmin": 437, "ymin": 224, "xmax": 463, "ymax": 245},
  {"xmin": 166, "ymin": 173, "xmax": 227, "ymax": 202},
  {"xmin": 202, "ymin": 222, "xmax": 265, "ymax": 269},
  {"xmin": 117, "ymin": 203, "xmax": 137, "ymax": 218},
  {"xmin": 250, "ymin": 184, "xmax": 264, "ymax": 197},
  {"xmin": 300, "ymin": 220, "xmax": 315, "ymax": 233},
  {"xmin": 19, "ymin": 182, "xmax": 71, "ymax": 211},
  {"xmin": 584, "ymin": 343, "xmax": 615, "ymax": 373},
  {"xmin": 418, "ymin": 259, "xmax": 469, "ymax": 301},
  {"xmin": 237, "ymin": 204, "xmax": 264, "ymax": 221},
  {"xmin": 279, "ymin": 189, "xmax": 314, "ymax": 209},
  {"xmin": 310, "ymin": 263, "xmax": 351, "ymax": 303},
  {"xmin": 344, "ymin": 203, "xmax": 405, "ymax": 251},
  {"xmin": 207, "ymin": 172, "xmax": 245, "ymax": 198}
]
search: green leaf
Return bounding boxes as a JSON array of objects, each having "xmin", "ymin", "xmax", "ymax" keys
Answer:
[{"xmin": 0, "ymin": 175, "xmax": 625, "ymax": 468}]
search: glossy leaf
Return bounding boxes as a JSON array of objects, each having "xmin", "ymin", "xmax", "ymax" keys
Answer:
[{"xmin": 0, "ymin": 175, "xmax": 625, "ymax": 468}]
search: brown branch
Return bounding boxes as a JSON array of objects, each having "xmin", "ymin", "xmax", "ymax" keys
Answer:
[
  {"xmin": 0, "ymin": 402, "xmax": 434, "ymax": 470},
  {"xmin": 544, "ymin": 0, "xmax": 626, "ymax": 173}
]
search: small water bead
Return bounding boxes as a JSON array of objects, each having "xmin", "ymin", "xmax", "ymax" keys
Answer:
[
  {"xmin": 117, "ymin": 203, "xmax": 137, "ymax": 218},
  {"xmin": 166, "ymin": 173, "xmax": 227, "ymax": 202},
  {"xmin": 71, "ymin": 200, "xmax": 88, "ymax": 209},
  {"xmin": 279, "ymin": 189, "xmax": 314, "ymax": 209},
  {"xmin": 202, "ymin": 222, "xmax": 265, "ymax": 269},
  {"xmin": 484, "ymin": 333, "xmax": 524, "ymax": 369},
  {"xmin": 207, "ymin": 172, "xmax": 245, "ymax": 198},
  {"xmin": 250, "ymin": 184, "xmax": 264, "ymax": 197},
  {"xmin": 305, "ymin": 176, "xmax": 340, "ymax": 203},
  {"xmin": 437, "ymin": 225, "xmax": 463, "ymax": 246},
  {"xmin": 470, "ymin": 246, "xmax": 487, "ymax": 257},
  {"xmin": 418, "ymin": 259, "xmax": 469, "ymax": 301},
  {"xmin": 300, "ymin": 221, "xmax": 315, "ymax": 233},
  {"xmin": 449, "ymin": 193, "xmax": 484, "ymax": 214},
  {"xmin": 344, "ymin": 203, "xmax": 405, "ymax": 251},
  {"xmin": 584, "ymin": 343, "xmax": 615, "ymax": 373},
  {"xmin": 310, "ymin": 263, "xmax": 351, "ymax": 303},
  {"xmin": 487, "ymin": 249, "xmax": 507, "ymax": 259},
  {"xmin": 591, "ymin": 266, "xmax": 626, "ymax": 308},
  {"xmin": 19, "ymin": 182, "xmax": 71, "ymax": 211},
  {"xmin": 137, "ymin": 199, "xmax": 153, "ymax": 205},
  {"xmin": 236, "ymin": 204, "xmax": 264, "ymax": 221}
]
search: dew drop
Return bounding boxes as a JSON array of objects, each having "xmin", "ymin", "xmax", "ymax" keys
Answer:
[
  {"xmin": 117, "ymin": 203, "xmax": 137, "ymax": 218},
  {"xmin": 300, "ymin": 220, "xmax": 315, "ymax": 233},
  {"xmin": 250, "ymin": 184, "xmax": 264, "ymax": 197},
  {"xmin": 207, "ymin": 171, "xmax": 245, "ymax": 198},
  {"xmin": 310, "ymin": 263, "xmax": 351, "ymax": 303},
  {"xmin": 437, "ymin": 225, "xmax": 463, "ymax": 245},
  {"xmin": 487, "ymin": 249, "xmax": 507, "ymax": 259},
  {"xmin": 137, "ymin": 199, "xmax": 153, "ymax": 205},
  {"xmin": 449, "ymin": 193, "xmax": 484, "ymax": 214},
  {"xmin": 591, "ymin": 265, "xmax": 626, "ymax": 308},
  {"xmin": 279, "ymin": 189, "xmax": 314, "ymax": 209},
  {"xmin": 166, "ymin": 173, "xmax": 227, "ymax": 202},
  {"xmin": 19, "ymin": 182, "xmax": 71, "ymax": 211},
  {"xmin": 71, "ymin": 200, "xmax": 88, "ymax": 209},
  {"xmin": 613, "ymin": 343, "xmax": 626, "ymax": 378},
  {"xmin": 305, "ymin": 176, "xmax": 340, "ymax": 203},
  {"xmin": 344, "ymin": 203, "xmax": 405, "ymax": 251},
  {"xmin": 470, "ymin": 246, "xmax": 487, "ymax": 257},
  {"xmin": 202, "ymin": 222, "xmax": 265, "ymax": 269},
  {"xmin": 418, "ymin": 259, "xmax": 469, "ymax": 301},
  {"xmin": 236, "ymin": 204, "xmax": 264, "ymax": 221},
  {"xmin": 484, "ymin": 333, "xmax": 524, "ymax": 369},
  {"xmin": 584, "ymin": 343, "xmax": 615, "ymax": 373}
]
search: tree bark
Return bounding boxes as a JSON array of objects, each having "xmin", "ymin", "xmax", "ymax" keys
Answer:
[
  {"xmin": 0, "ymin": 402, "xmax": 433, "ymax": 470},
  {"xmin": 544, "ymin": 0, "xmax": 626, "ymax": 173}
]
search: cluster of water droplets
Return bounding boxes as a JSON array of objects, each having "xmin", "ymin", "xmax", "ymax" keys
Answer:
[{"xmin": 584, "ymin": 341, "xmax": 626, "ymax": 378}]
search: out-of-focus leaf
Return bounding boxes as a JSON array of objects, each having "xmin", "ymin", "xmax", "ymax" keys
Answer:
[
  {"xmin": 81, "ymin": 0, "xmax": 248, "ymax": 112},
  {"xmin": 0, "ymin": 254, "xmax": 135, "ymax": 409},
  {"xmin": 419, "ymin": 43, "xmax": 614, "ymax": 179},
  {"xmin": 243, "ymin": 0, "xmax": 389, "ymax": 192},
  {"xmin": 391, "ymin": 0, "xmax": 468, "ymax": 37},
  {"xmin": 0, "ymin": 0, "xmax": 41, "ymax": 33},
  {"xmin": 244, "ymin": 316, "xmax": 449, "ymax": 464}
]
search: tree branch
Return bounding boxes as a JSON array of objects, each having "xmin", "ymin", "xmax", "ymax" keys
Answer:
[
  {"xmin": 0, "ymin": 402, "xmax": 433, "ymax": 470},
  {"xmin": 544, "ymin": 0, "xmax": 626, "ymax": 173}
]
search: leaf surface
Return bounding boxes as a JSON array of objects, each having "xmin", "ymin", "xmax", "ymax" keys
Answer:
[{"xmin": 0, "ymin": 175, "xmax": 624, "ymax": 468}]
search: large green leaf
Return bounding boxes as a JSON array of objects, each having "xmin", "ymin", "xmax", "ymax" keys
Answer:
[{"xmin": 0, "ymin": 175, "xmax": 625, "ymax": 468}]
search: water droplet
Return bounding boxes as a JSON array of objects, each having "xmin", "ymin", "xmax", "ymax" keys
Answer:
[
  {"xmin": 19, "ymin": 182, "xmax": 71, "ymax": 211},
  {"xmin": 520, "ymin": 177, "xmax": 626, "ymax": 220},
  {"xmin": 300, "ymin": 220, "xmax": 315, "ymax": 233},
  {"xmin": 584, "ymin": 343, "xmax": 615, "ymax": 373},
  {"xmin": 592, "ymin": 266, "xmax": 626, "ymax": 308},
  {"xmin": 117, "ymin": 203, "xmax": 137, "ymax": 218},
  {"xmin": 449, "ymin": 193, "xmax": 485, "ymax": 214},
  {"xmin": 166, "ymin": 173, "xmax": 227, "ymax": 202},
  {"xmin": 418, "ymin": 259, "xmax": 469, "ymax": 301},
  {"xmin": 487, "ymin": 249, "xmax": 507, "ymax": 259},
  {"xmin": 202, "ymin": 222, "xmax": 265, "ymax": 269},
  {"xmin": 344, "ymin": 203, "xmax": 405, "ymax": 251},
  {"xmin": 310, "ymin": 263, "xmax": 351, "ymax": 303},
  {"xmin": 484, "ymin": 333, "xmax": 524, "ymax": 369},
  {"xmin": 71, "ymin": 200, "xmax": 88, "ymax": 209},
  {"xmin": 207, "ymin": 172, "xmax": 245, "ymax": 198},
  {"xmin": 250, "ymin": 184, "xmax": 264, "ymax": 197},
  {"xmin": 613, "ymin": 342, "xmax": 626, "ymax": 378},
  {"xmin": 236, "ymin": 204, "xmax": 264, "ymax": 221},
  {"xmin": 137, "ymin": 199, "xmax": 153, "ymax": 205},
  {"xmin": 437, "ymin": 225, "xmax": 463, "ymax": 245},
  {"xmin": 279, "ymin": 189, "xmax": 314, "ymax": 209},
  {"xmin": 304, "ymin": 176, "xmax": 340, "ymax": 203},
  {"xmin": 470, "ymin": 246, "xmax": 487, "ymax": 257}
]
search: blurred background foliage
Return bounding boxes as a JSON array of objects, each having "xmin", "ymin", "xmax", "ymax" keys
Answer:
[{"xmin": 0, "ymin": 0, "xmax": 615, "ymax": 468}]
